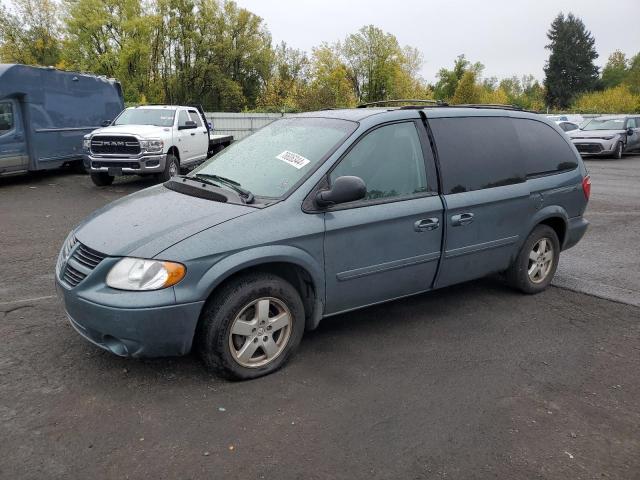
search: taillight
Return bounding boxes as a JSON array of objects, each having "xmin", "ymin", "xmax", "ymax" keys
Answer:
[{"xmin": 582, "ymin": 175, "xmax": 591, "ymax": 200}]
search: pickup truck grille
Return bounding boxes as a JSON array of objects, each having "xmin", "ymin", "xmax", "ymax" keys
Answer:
[{"xmin": 91, "ymin": 136, "xmax": 141, "ymax": 155}]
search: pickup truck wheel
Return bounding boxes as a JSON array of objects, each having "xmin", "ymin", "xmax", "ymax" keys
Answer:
[
  {"xmin": 90, "ymin": 172, "xmax": 114, "ymax": 186},
  {"xmin": 505, "ymin": 225, "xmax": 560, "ymax": 294},
  {"xmin": 197, "ymin": 273, "xmax": 305, "ymax": 380},
  {"xmin": 156, "ymin": 153, "xmax": 179, "ymax": 182}
]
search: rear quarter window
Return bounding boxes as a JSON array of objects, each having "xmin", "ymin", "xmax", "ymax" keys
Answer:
[
  {"xmin": 429, "ymin": 117, "xmax": 524, "ymax": 194},
  {"xmin": 513, "ymin": 118, "xmax": 578, "ymax": 177}
]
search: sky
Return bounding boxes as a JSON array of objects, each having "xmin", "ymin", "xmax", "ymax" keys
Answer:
[{"xmin": 237, "ymin": 0, "xmax": 640, "ymax": 84}]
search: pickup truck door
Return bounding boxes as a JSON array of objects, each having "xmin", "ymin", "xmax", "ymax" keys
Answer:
[
  {"xmin": 626, "ymin": 118, "xmax": 640, "ymax": 150},
  {"xmin": 176, "ymin": 110, "xmax": 193, "ymax": 162},
  {"xmin": 188, "ymin": 109, "xmax": 210, "ymax": 161},
  {"xmin": 321, "ymin": 121, "xmax": 443, "ymax": 315},
  {"xmin": 0, "ymin": 99, "xmax": 28, "ymax": 174}
]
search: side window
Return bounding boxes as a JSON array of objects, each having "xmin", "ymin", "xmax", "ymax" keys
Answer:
[
  {"xmin": 330, "ymin": 122, "xmax": 427, "ymax": 201},
  {"xmin": 627, "ymin": 118, "xmax": 637, "ymax": 129},
  {"xmin": 188, "ymin": 110, "xmax": 203, "ymax": 127},
  {"xmin": 513, "ymin": 118, "xmax": 578, "ymax": 176},
  {"xmin": 178, "ymin": 110, "xmax": 190, "ymax": 127},
  {"xmin": 0, "ymin": 102, "xmax": 14, "ymax": 133},
  {"xmin": 429, "ymin": 117, "xmax": 524, "ymax": 194}
]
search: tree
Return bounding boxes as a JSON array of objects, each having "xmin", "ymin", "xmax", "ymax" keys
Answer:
[
  {"xmin": 433, "ymin": 54, "xmax": 484, "ymax": 101},
  {"xmin": 257, "ymin": 42, "xmax": 309, "ymax": 111},
  {"xmin": 572, "ymin": 85, "xmax": 640, "ymax": 113},
  {"xmin": 624, "ymin": 53, "xmax": 640, "ymax": 94},
  {"xmin": 544, "ymin": 12, "xmax": 599, "ymax": 109},
  {"xmin": 601, "ymin": 50, "xmax": 629, "ymax": 89},
  {"xmin": 451, "ymin": 71, "xmax": 481, "ymax": 104},
  {"xmin": 0, "ymin": 0, "xmax": 63, "ymax": 66}
]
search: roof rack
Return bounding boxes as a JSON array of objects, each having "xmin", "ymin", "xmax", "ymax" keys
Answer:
[
  {"xmin": 451, "ymin": 103, "xmax": 524, "ymax": 111},
  {"xmin": 357, "ymin": 99, "xmax": 448, "ymax": 108}
]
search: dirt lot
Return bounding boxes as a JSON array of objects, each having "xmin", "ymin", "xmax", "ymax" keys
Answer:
[{"xmin": 1, "ymin": 156, "xmax": 640, "ymax": 480}]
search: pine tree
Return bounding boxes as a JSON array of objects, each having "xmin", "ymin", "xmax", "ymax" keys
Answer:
[
  {"xmin": 451, "ymin": 71, "xmax": 480, "ymax": 104},
  {"xmin": 544, "ymin": 13, "xmax": 599, "ymax": 109}
]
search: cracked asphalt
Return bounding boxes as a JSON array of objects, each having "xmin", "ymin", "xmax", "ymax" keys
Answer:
[{"xmin": 1, "ymin": 157, "xmax": 639, "ymax": 479}]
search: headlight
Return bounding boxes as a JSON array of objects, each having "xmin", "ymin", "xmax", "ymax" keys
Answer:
[
  {"xmin": 106, "ymin": 258, "xmax": 186, "ymax": 291},
  {"xmin": 139, "ymin": 139, "xmax": 164, "ymax": 153},
  {"xmin": 83, "ymin": 137, "xmax": 91, "ymax": 150}
]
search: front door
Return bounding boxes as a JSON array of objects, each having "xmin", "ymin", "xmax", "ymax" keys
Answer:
[
  {"xmin": 0, "ymin": 99, "xmax": 28, "ymax": 174},
  {"xmin": 322, "ymin": 121, "xmax": 443, "ymax": 315},
  {"xmin": 176, "ymin": 110, "xmax": 193, "ymax": 162},
  {"xmin": 188, "ymin": 109, "xmax": 210, "ymax": 162},
  {"xmin": 626, "ymin": 118, "xmax": 640, "ymax": 151}
]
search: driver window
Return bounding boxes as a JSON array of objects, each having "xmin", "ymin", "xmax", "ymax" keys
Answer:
[
  {"xmin": 178, "ymin": 110, "xmax": 190, "ymax": 127},
  {"xmin": 0, "ymin": 102, "xmax": 14, "ymax": 134},
  {"xmin": 330, "ymin": 122, "xmax": 427, "ymax": 201},
  {"xmin": 627, "ymin": 118, "xmax": 637, "ymax": 129},
  {"xmin": 188, "ymin": 110, "xmax": 203, "ymax": 127}
]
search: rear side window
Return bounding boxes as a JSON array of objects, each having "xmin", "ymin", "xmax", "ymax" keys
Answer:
[
  {"xmin": 513, "ymin": 119, "xmax": 578, "ymax": 177},
  {"xmin": 0, "ymin": 102, "xmax": 14, "ymax": 133},
  {"xmin": 188, "ymin": 110, "xmax": 203, "ymax": 127},
  {"xmin": 429, "ymin": 117, "xmax": 524, "ymax": 194}
]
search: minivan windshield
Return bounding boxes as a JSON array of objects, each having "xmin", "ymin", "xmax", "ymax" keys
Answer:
[
  {"xmin": 191, "ymin": 117, "xmax": 357, "ymax": 198},
  {"xmin": 581, "ymin": 118, "xmax": 625, "ymax": 131},
  {"xmin": 114, "ymin": 108, "xmax": 176, "ymax": 127}
]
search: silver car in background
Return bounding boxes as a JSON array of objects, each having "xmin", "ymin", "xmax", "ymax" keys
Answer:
[{"xmin": 569, "ymin": 115, "xmax": 640, "ymax": 159}]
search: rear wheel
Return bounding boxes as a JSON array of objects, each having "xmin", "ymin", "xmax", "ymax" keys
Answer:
[
  {"xmin": 505, "ymin": 225, "xmax": 560, "ymax": 294},
  {"xmin": 197, "ymin": 273, "xmax": 305, "ymax": 380},
  {"xmin": 90, "ymin": 172, "xmax": 114, "ymax": 186}
]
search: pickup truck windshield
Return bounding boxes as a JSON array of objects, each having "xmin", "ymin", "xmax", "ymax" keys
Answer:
[
  {"xmin": 582, "ymin": 118, "xmax": 625, "ymax": 131},
  {"xmin": 114, "ymin": 109, "xmax": 176, "ymax": 127},
  {"xmin": 191, "ymin": 117, "xmax": 357, "ymax": 198}
]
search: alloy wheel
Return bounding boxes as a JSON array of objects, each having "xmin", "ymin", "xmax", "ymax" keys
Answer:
[
  {"xmin": 228, "ymin": 297, "xmax": 292, "ymax": 368},
  {"xmin": 527, "ymin": 238, "xmax": 554, "ymax": 283}
]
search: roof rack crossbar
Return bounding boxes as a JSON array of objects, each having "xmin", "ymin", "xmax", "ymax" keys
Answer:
[{"xmin": 357, "ymin": 99, "xmax": 448, "ymax": 108}]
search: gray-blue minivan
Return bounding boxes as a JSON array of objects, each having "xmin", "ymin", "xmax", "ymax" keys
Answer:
[{"xmin": 55, "ymin": 104, "xmax": 590, "ymax": 379}]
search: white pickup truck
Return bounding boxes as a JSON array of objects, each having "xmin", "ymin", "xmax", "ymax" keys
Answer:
[{"xmin": 83, "ymin": 105, "xmax": 233, "ymax": 186}]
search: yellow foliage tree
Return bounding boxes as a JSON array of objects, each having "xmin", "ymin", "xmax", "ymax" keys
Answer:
[{"xmin": 572, "ymin": 85, "xmax": 640, "ymax": 113}]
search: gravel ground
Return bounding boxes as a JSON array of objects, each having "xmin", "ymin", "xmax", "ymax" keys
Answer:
[{"xmin": 1, "ymin": 157, "xmax": 639, "ymax": 480}]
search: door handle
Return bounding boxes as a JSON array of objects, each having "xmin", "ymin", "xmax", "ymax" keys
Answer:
[
  {"xmin": 190, "ymin": 132, "xmax": 196, "ymax": 136},
  {"xmin": 451, "ymin": 212, "xmax": 474, "ymax": 226},
  {"xmin": 13, "ymin": 134, "xmax": 23, "ymax": 141},
  {"xmin": 414, "ymin": 218, "xmax": 440, "ymax": 232}
]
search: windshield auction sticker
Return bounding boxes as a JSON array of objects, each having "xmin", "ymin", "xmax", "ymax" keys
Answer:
[{"xmin": 276, "ymin": 151, "xmax": 311, "ymax": 169}]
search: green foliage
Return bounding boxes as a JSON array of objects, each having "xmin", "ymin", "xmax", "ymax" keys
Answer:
[
  {"xmin": 572, "ymin": 85, "xmax": 640, "ymax": 113},
  {"xmin": 0, "ymin": 0, "xmax": 63, "ymax": 66},
  {"xmin": 433, "ymin": 55, "xmax": 483, "ymax": 101},
  {"xmin": 544, "ymin": 12, "xmax": 599, "ymax": 109},
  {"xmin": 451, "ymin": 71, "xmax": 481, "ymax": 104},
  {"xmin": 601, "ymin": 50, "xmax": 629, "ymax": 89}
]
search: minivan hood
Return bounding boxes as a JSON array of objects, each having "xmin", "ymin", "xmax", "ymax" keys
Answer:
[
  {"xmin": 90, "ymin": 124, "xmax": 171, "ymax": 137},
  {"xmin": 74, "ymin": 185, "xmax": 255, "ymax": 258},
  {"xmin": 570, "ymin": 129, "xmax": 624, "ymax": 139}
]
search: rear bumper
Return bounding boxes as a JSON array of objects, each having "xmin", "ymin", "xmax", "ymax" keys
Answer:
[
  {"xmin": 84, "ymin": 153, "xmax": 167, "ymax": 174},
  {"xmin": 56, "ymin": 280, "xmax": 204, "ymax": 357},
  {"xmin": 563, "ymin": 216, "xmax": 589, "ymax": 251}
]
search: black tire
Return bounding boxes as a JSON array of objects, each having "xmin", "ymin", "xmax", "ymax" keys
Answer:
[
  {"xmin": 613, "ymin": 141, "xmax": 623, "ymax": 159},
  {"xmin": 197, "ymin": 273, "xmax": 305, "ymax": 380},
  {"xmin": 90, "ymin": 172, "xmax": 114, "ymax": 186},
  {"xmin": 505, "ymin": 224, "xmax": 560, "ymax": 294},
  {"xmin": 155, "ymin": 153, "xmax": 179, "ymax": 182}
]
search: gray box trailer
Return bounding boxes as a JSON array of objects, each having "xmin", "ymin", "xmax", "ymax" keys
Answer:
[{"xmin": 0, "ymin": 64, "xmax": 124, "ymax": 177}]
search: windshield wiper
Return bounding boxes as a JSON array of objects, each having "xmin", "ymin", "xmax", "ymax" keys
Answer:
[{"xmin": 192, "ymin": 173, "xmax": 254, "ymax": 204}]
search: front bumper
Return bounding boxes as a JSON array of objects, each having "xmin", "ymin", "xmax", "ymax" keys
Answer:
[
  {"xmin": 84, "ymin": 153, "xmax": 167, "ymax": 174},
  {"xmin": 571, "ymin": 139, "xmax": 617, "ymax": 156},
  {"xmin": 56, "ymin": 280, "xmax": 204, "ymax": 358}
]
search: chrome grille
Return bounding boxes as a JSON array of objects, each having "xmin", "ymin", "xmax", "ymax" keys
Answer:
[{"xmin": 90, "ymin": 135, "xmax": 141, "ymax": 155}]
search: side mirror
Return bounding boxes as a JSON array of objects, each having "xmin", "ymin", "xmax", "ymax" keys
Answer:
[
  {"xmin": 627, "ymin": 128, "xmax": 634, "ymax": 136},
  {"xmin": 101, "ymin": 120, "xmax": 112, "ymax": 127},
  {"xmin": 179, "ymin": 120, "xmax": 197, "ymax": 130},
  {"xmin": 315, "ymin": 176, "xmax": 366, "ymax": 207}
]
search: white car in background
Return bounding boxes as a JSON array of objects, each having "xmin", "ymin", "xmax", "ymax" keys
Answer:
[
  {"xmin": 568, "ymin": 115, "xmax": 640, "ymax": 159},
  {"xmin": 556, "ymin": 121, "xmax": 579, "ymax": 132}
]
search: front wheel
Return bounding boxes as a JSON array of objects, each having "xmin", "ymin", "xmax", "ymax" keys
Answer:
[
  {"xmin": 197, "ymin": 273, "xmax": 305, "ymax": 380},
  {"xmin": 155, "ymin": 153, "xmax": 179, "ymax": 182},
  {"xmin": 90, "ymin": 172, "xmax": 114, "ymax": 186},
  {"xmin": 612, "ymin": 141, "xmax": 623, "ymax": 159},
  {"xmin": 505, "ymin": 225, "xmax": 560, "ymax": 294}
]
